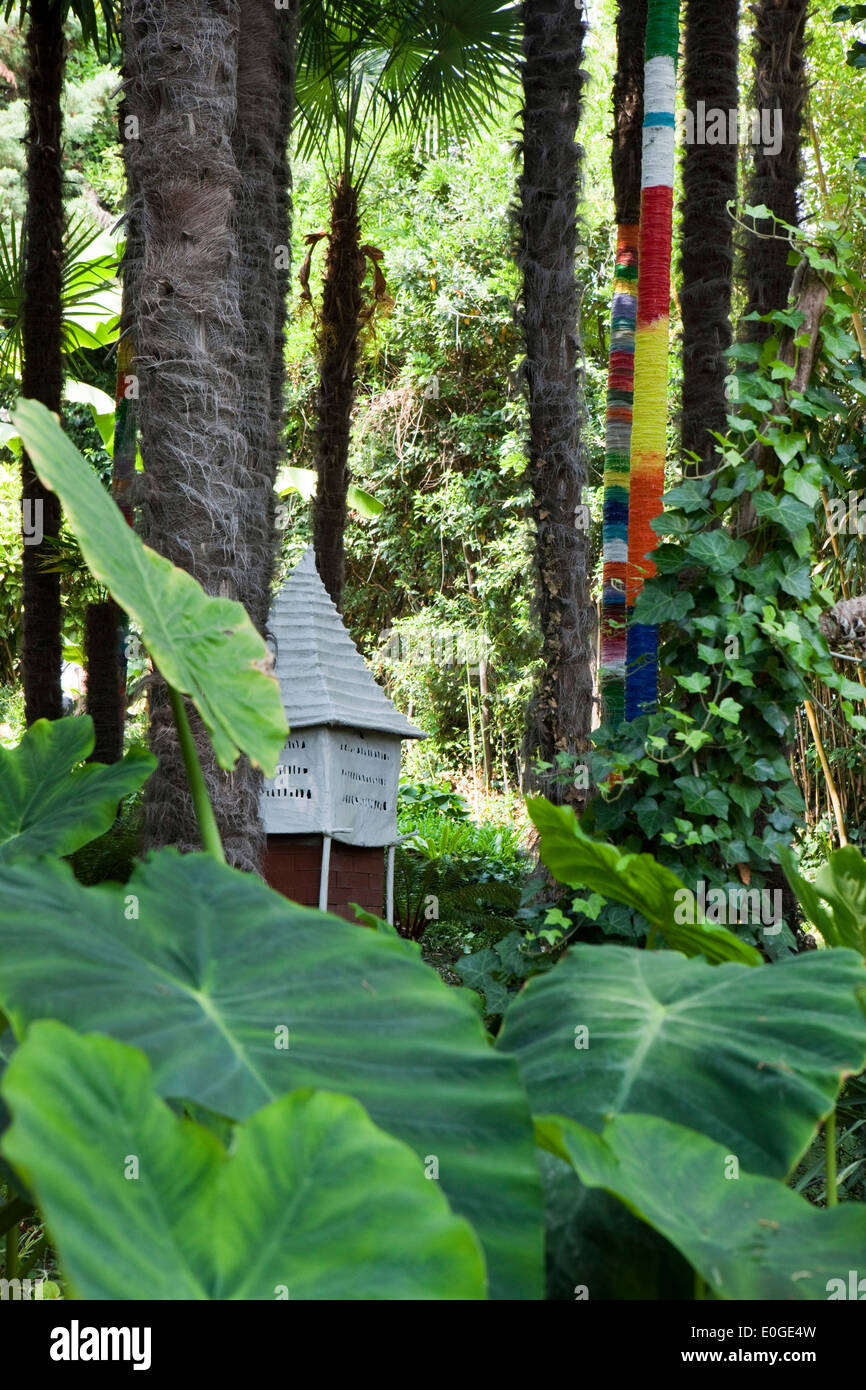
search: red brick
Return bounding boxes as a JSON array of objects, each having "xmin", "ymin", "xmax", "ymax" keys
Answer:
[{"xmin": 334, "ymin": 870, "xmax": 372, "ymax": 889}]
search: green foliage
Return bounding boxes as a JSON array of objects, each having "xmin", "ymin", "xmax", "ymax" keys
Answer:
[
  {"xmin": 538, "ymin": 1112, "xmax": 866, "ymax": 1300},
  {"xmin": 782, "ymin": 842, "xmax": 866, "ymax": 956},
  {"xmin": 0, "ymin": 850, "xmax": 543, "ymax": 1298},
  {"xmin": 527, "ymin": 797, "xmax": 762, "ymax": 965},
  {"xmin": 4, "ymin": 1022, "xmax": 486, "ymax": 1301},
  {"xmin": 0, "ymin": 715, "xmax": 152, "ymax": 863},
  {"xmin": 13, "ymin": 401, "xmax": 288, "ymax": 775},
  {"xmin": 497, "ymin": 943, "xmax": 866, "ymax": 1178},
  {"xmin": 587, "ymin": 225, "xmax": 866, "ymax": 925},
  {"xmin": 393, "ymin": 806, "xmax": 526, "ymax": 953}
]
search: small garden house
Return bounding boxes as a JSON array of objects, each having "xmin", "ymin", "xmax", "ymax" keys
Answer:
[{"xmin": 261, "ymin": 546, "xmax": 425, "ymax": 920}]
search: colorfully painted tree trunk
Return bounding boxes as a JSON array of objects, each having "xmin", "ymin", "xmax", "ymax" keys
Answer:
[
  {"xmin": 625, "ymin": 0, "xmax": 679, "ymax": 721},
  {"xmin": 518, "ymin": 0, "xmax": 594, "ymax": 803},
  {"xmin": 600, "ymin": 0, "xmax": 646, "ymax": 727}
]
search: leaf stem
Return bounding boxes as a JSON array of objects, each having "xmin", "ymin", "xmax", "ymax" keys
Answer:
[
  {"xmin": 166, "ymin": 683, "xmax": 226, "ymax": 863},
  {"xmin": 825, "ymin": 1108, "xmax": 838, "ymax": 1207}
]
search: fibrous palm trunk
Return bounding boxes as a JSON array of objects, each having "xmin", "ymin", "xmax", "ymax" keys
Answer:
[
  {"xmin": 741, "ymin": 0, "xmax": 808, "ymax": 343},
  {"xmin": 21, "ymin": 0, "xmax": 65, "ymax": 725},
  {"xmin": 600, "ymin": 0, "xmax": 646, "ymax": 727},
  {"xmin": 123, "ymin": 0, "xmax": 296, "ymax": 872},
  {"xmin": 624, "ymin": 0, "xmax": 680, "ymax": 720},
  {"xmin": 312, "ymin": 174, "xmax": 366, "ymax": 610},
  {"xmin": 680, "ymin": 0, "xmax": 738, "ymax": 473},
  {"xmin": 518, "ymin": 0, "xmax": 594, "ymax": 805}
]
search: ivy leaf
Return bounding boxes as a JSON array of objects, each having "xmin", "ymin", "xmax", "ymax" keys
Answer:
[
  {"xmin": 676, "ymin": 672, "xmax": 711, "ymax": 694},
  {"xmin": 708, "ymin": 698, "xmax": 742, "ymax": 723},
  {"xmin": 752, "ymin": 491, "xmax": 815, "ymax": 534},
  {"xmin": 685, "ymin": 532, "xmax": 749, "ymax": 573},
  {"xmin": 631, "ymin": 588, "xmax": 695, "ymax": 626},
  {"xmin": 674, "ymin": 775, "xmax": 730, "ymax": 818}
]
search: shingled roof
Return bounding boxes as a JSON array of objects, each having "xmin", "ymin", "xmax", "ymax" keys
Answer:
[{"xmin": 267, "ymin": 547, "xmax": 425, "ymax": 739}]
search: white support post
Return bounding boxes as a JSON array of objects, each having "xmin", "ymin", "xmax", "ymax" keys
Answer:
[
  {"xmin": 386, "ymin": 843, "xmax": 396, "ymax": 926},
  {"xmin": 319, "ymin": 833, "xmax": 332, "ymax": 912}
]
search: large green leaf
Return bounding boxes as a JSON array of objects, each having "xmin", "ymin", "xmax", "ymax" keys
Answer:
[
  {"xmin": 496, "ymin": 943, "xmax": 866, "ymax": 1177},
  {"xmin": 781, "ymin": 844, "xmax": 866, "ymax": 957},
  {"xmin": 0, "ymin": 853, "xmax": 542, "ymax": 1300},
  {"xmin": 11, "ymin": 400, "xmax": 287, "ymax": 775},
  {"xmin": 2, "ymin": 1023, "xmax": 485, "ymax": 1300},
  {"xmin": 538, "ymin": 1112, "xmax": 866, "ymax": 1301},
  {"xmin": 527, "ymin": 798, "xmax": 762, "ymax": 966},
  {"xmin": 0, "ymin": 717, "xmax": 154, "ymax": 864}
]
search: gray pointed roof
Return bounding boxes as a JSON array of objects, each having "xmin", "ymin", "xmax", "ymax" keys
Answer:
[{"xmin": 267, "ymin": 547, "xmax": 425, "ymax": 739}]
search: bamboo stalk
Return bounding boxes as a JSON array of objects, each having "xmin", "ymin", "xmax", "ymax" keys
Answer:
[{"xmin": 803, "ymin": 698, "xmax": 847, "ymax": 847}]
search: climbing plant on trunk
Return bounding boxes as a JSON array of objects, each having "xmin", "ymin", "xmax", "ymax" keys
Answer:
[
  {"xmin": 680, "ymin": 0, "xmax": 739, "ymax": 475},
  {"xmin": 295, "ymin": 0, "xmax": 521, "ymax": 609},
  {"xmin": 517, "ymin": 0, "xmax": 594, "ymax": 804},
  {"xmin": 600, "ymin": 0, "xmax": 646, "ymax": 728},
  {"xmin": 625, "ymin": 0, "xmax": 680, "ymax": 720},
  {"xmin": 740, "ymin": 0, "xmax": 808, "ymax": 344}
]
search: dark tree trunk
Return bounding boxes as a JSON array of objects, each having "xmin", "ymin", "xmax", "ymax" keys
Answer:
[
  {"xmin": 517, "ymin": 0, "xmax": 594, "ymax": 807},
  {"xmin": 680, "ymin": 0, "xmax": 739, "ymax": 474},
  {"xmin": 21, "ymin": 0, "xmax": 65, "ymax": 725},
  {"xmin": 313, "ymin": 174, "xmax": 366, "ymax": 611},
  {"xmin": 84, "ymin": 600, "xmax": 125, "ymax": 763},
  {"xmin": 123, "ymin": 0, "xmax": 297, "ymax": 873},
  {"xmin": 611, "ymin": 0, "xmax": 646, "ymax": 227},
  {"xmin": 740, "ymin": 0, "xmax": 808, "ymax": 344}
]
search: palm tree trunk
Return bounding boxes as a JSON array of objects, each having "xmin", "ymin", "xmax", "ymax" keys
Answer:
[
  {"xmin": 232, "ymin": 0, "xmax": 298, "ymax": 634},
  {"xmin": 84, "ymin": 599, "xmax": 124, "ymax": 762},
  {"xmin": 123, "ymin": 0, "xmax": 297, "ymax": 873},
  {"xmin": 600, "ymin": 0, "xmax": 646, "ymax": 727},
  {"xmin": 21, "ymin": 0, "xmax": 65, "ymax": 725},
  {"xmin": 518, "ymin": 0, "xmax": 594, "ymax": 807},
  {"xmin": 741, "ymin": 0, "xmax": 808, "ymax": 343},
  {"xmin": 624, "ymin": 0, "xmax": 680, "ymax": 720},
  {"xmin": 680, "ymin": 0, "xmax": 738, "ymax": 473},
  {"xmin": 313, "ymin": 174, "xmax": 366, "ymax": 611}
]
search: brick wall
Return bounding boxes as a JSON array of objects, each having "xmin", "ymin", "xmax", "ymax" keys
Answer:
[{"xmin": 263, "ymin": 834, "xmax": 386, "ymax": 922}]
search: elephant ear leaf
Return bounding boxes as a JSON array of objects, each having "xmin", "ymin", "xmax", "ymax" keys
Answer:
[
  {"xmin": 0, "ymin": 716, "xmax": 154, "ymax": 864},
  {"xmin": 1, "ymin": 1022, "xmax": 487, "ymax": 1301},
  {"xmin": 12, "ymin": 399, "xmax": 288, "ymax": 774},
  {"xmin": 536, "ymin": 1111, "xmax": 866, "ymax": 1301}
]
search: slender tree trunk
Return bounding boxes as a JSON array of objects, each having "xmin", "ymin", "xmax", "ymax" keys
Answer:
[
  {"xmin": 21, "ymin": 0, "xmax": 65, "ymax": 725},
  {"xmin": 680, "ymin": 0, "xmax": 739, "ymax": 474},
  {"xmin": 518, "ymin": 0, "xmax": 594, "ymax": 807},
  {"xmin": 741, "ymin": 0, "xmax": 808, "ymax": 344},
  {"xmin": 600, "ymin": 0, "xmax": 646, "ymax": 726},
  {"xmin": 624, "ymin": 0, "xmax": 680, "ymax": 720},
  {"xmin": 313, "ymin": 174, "xmax": 366, "ymax": 610},
  {"xmin": 84, "ymin": 600, "xmax": 124, "ymax": 763},
  {"xmin": 123, "ymin": 0, "xmax": 297, "ymax": 873}
]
